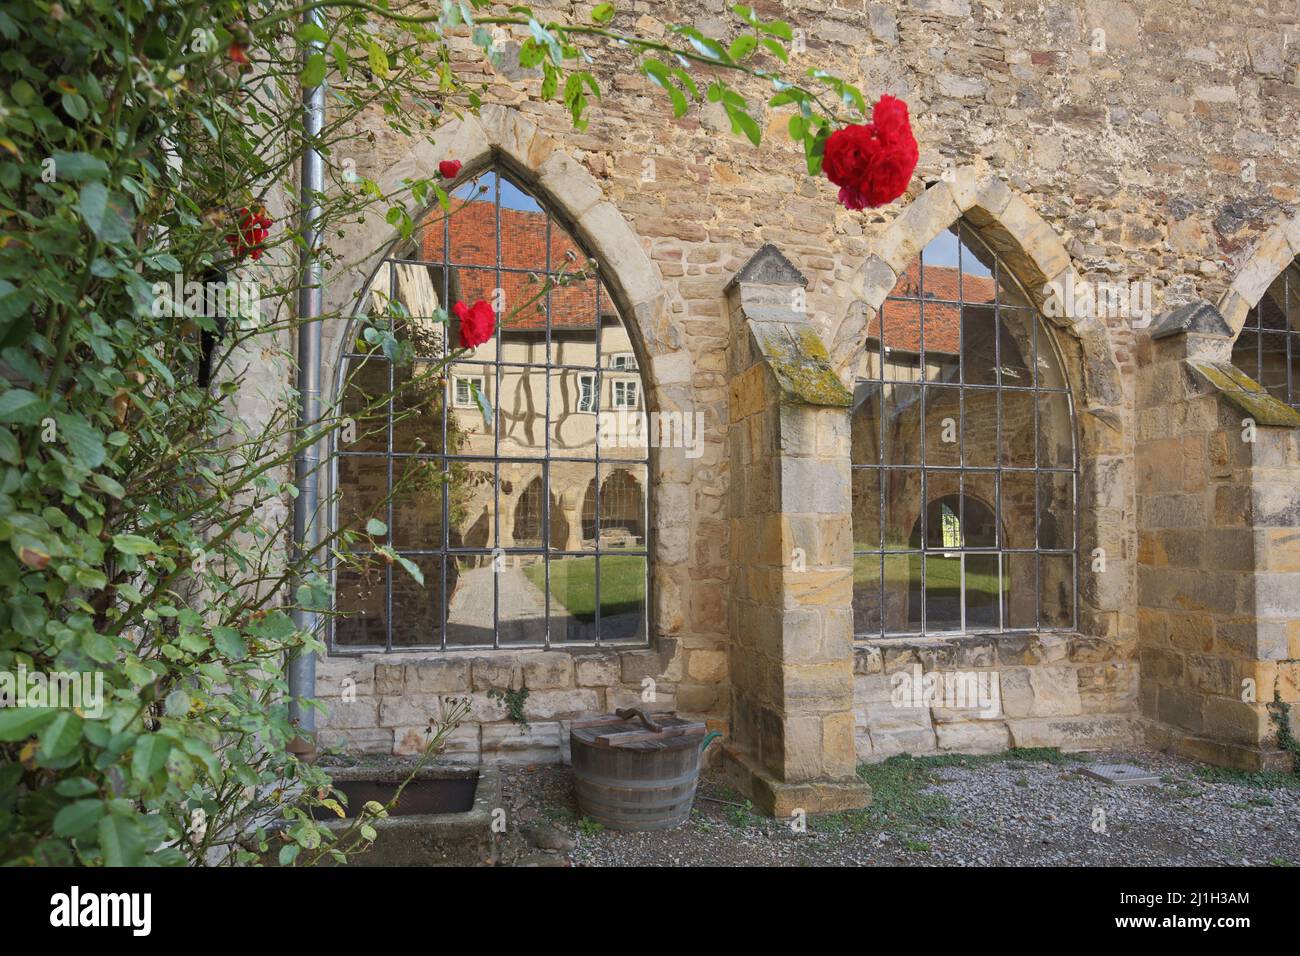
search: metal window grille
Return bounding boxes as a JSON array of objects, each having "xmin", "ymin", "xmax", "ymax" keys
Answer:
[
  {"xmin": 851, "ymin": 221, "xmax": 1079, "ymax": 639},
  {"xmin": 330, "ymin": 169, "xmax": 651, "ymax": 651},
  {"xmin": 1231, "ymin": 261, "xmax": 1300, "ymax": 408}
]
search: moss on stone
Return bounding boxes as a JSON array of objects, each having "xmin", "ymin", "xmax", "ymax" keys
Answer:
[
  {"xmin": 759, "ymin": 326, "xmax": 852, "ymax": 408},
  {"xmin": 1186, "ymin": 359, "xmax": 1300, "ymax": 428}
]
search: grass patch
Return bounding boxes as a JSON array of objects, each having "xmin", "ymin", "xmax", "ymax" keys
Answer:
[
  {"xmin": 522, "ymin": 553, "xmax": 644, "ymax": 621},
  {"xmin": 824, "ymin": 749, "xmax": 1075, "ymax": 835},
  {"xmin": 540, "ymin": 805, "xmax": 576, "ymax": 825},
  {"xmin": 1193, "ymin": 765, "xmax": 1300, "ymax": 790},
  {"xmin": 851, "ymin": 755, "xmax": 960, "ymax": 832}
]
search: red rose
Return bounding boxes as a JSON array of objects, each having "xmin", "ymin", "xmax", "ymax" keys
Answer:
[
  {"xmin": 226, "ymin": 205, "xmax": 272, "ymax": 260},
  {"xmin": 453, "ymin": 299, "xmax": 495, "ymax": 349},
  {"xmin": 438, "ymin": 159, "xmax": 462, "ymax": 179},
  {"xmin": 228, "ymin": 43, "xmax": 250, "ymax": 66},
  {"xmin": 822, "ymin": 94, "xmax": 918, "ymax": 210}
]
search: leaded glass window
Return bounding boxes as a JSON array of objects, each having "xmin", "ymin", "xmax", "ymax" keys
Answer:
[
  {"xmin": 851, "ymin": 221, "xmax": 1078, "ymax": 637},
  {"xmin": 332, "ymin": 169, "xmax": 650, "ymax": 650}
]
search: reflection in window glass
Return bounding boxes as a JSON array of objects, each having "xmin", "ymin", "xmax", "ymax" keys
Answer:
[
  {"xmin": 851, "ymin": 221, "xmax": 1076, "ymax": 637},
  {"xmin": 333, "ymin": 170, "xmax": 650, "ymax": 650},
  {"xmin": 1232, "ymin": 261, "xmax": 1300, "ymax": 408}
]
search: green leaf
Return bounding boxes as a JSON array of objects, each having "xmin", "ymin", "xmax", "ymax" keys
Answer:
[
  {"xmin": 131, "ymin": 735, "xmax": 170, "ymax": 785},
  {"xmin": 0, "ymin": 388, "xmax": 43, "ymax": 423},
  {"xmin": 591, "ymin": 3, "xmax": 615, "ymax": 23},
  {"xmin": 11, "ymin": 594, "xmax": 45, "ymax": 637},
  {"xmin": 164, "ymin": 689, "xmax": 191, "ymax": 717},
  {"xmin": 92, "ymin": 473, "xmax": 126, "ymax": 498},
  {"xmin": 296, "ymin": 21, "xmax": 329, "ymax": 44},
  {"xmin": 366, "ymin": 41, "xmax": 389, "ymax": 78},
  {"xmin": 642, "ymin": 59, "xmax": 688, "ymax": 117},
  {"xmin": 112, "ymin": 534, "xmax": 158, "ymax": 555},
  {"xmin": 760, "ymin": 20, "xmax": 794, "ymax": 40},
  {"xmin": 302, "ymin": 53, "xmax": 327, "ymax": 88},
  {"xmin": 728, "ymin": 35, "xmax": 757, "ymax": 60},
  {"xmin": 53, "ymin": 799, "xmax": 104, "ymax": 837},
  {"xmin": 212, "ymin": 626, "xmax": 247, "ymax": 660},
  {"xmin": 50, "ymin": 152, "xmax": 109, "ymax": 181},
  {"xmin": 393, "ymin": 553, "xmax": 424, "ymax": 586},
  {"xmin": 56, "ymin": 413, "xmax": 105, "ymax": 469},
  {"xmin": 39, "ymin": 711, "xmax": 83, "ymax": 760},
  {"xmin": 98, "ymin": 814, "xmax": 145, "ymax": 866},
  {"xmin": 279, "ymin": 844, "xmax": 301, "ymax": 866},
  {"xmin": 727, "ymin": 104, "xmax": 762, "ymax": 146},
  {"xmin": 77, "ymin": 182, "xmax": 134, "ymax": 244},
  {"xmin": 365, "ymin": 518, "xmax": 388, "ymax": 536},
  {"xmin": 0, "ymin": 707, "xmax": 57, "ymax": 741},
  {"xmin": 55, "ymin": 777, "xmax": 98, "ymax": 797},
  {"xmin": 759, "ymin": 37, "xmax": 788, "ymax": 63}
]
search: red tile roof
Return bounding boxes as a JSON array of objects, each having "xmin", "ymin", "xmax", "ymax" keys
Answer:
[
  {"xmin": 418, "ymin": 201, "xmax": 608, "ymax": 331},
  {"xmin": 866, "ymin": 262, "xmax": 997, "ymax": 355}
]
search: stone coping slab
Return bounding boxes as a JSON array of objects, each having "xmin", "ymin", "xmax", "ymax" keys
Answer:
[{"xmin": 1186, "ymin": 359, "xmax": 1300, "ymax": 428}]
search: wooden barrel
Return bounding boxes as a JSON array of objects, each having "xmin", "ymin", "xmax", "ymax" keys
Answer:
[{"xmin": 570, "ymin": 710, "xmax": 706, "ymax": 831}]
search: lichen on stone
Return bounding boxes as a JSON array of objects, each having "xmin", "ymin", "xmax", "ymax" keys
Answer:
[
  {"xmin": 1185, "ymin": 359, "xmax": 1300, "ymax": 428},
  {"xmin": 757, "ymin": 324, "xmax": 852, "ymax": 408}
]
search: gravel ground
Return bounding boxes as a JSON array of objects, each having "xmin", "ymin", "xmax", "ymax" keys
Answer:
[{"xmin": 494, "ymin": 748, "xmax": 1300, "ymax": 867}]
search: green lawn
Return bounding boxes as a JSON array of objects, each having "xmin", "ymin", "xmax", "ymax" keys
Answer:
[
  {"xmin": 853, "ymin": 553, "xmax": 1003, "ymax": 596},
  {"xmin": 523, "ymin": 553, "xmax": 645, "ymax": 621}
]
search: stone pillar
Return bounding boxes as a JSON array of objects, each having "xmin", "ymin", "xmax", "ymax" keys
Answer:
[
  {"xmin": 1137, "ymin": 302, "xmax": 1300, "ymax": 770},
  {"xmin": 723, "ymin": 245, "xmax": 872, "ymax": 815}
]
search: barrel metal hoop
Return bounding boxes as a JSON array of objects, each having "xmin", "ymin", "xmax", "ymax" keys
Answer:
[{"xmin": 572, "ymin": 767, "xmax": 700, "ymax": 790}]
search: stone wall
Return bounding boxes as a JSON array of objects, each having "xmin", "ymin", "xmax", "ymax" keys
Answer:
[
  {"xmin": 854, "ymin": 632, "xmax": 1140, "ymax": 758},
  {"xmin": 317, "ymin": 643, "xmax": 697, "ymax": 762},
  {"xmin": 1136, "ymin": 309, "xmax": 1300, "ymax": 769},
  {"xmin": 301, "ymin": 0, "xmax": 1300, "ymax": 774}
]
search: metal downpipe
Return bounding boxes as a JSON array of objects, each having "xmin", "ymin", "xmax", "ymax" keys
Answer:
[{"xmin": 287, "ymin": 7, "xmax": 326, "ymax": 760}]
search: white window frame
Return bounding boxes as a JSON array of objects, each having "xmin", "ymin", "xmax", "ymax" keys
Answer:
[
  {"xmin": 612, "ymin": 379, "xmax": 638, "ymax": 410},
  {"xmin": 609, "ymin": 352, "xmax": 637, "ymax": 371},
  {"xmin": 453, "ymin": 374, "xmax": 486, "ymax": 409},
  {"xmin": 576, "ymin": 372, "xmax": 597, "ymax": 413}
]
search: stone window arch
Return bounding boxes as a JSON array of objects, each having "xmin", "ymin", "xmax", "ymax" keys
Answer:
[
  {"xmin": 331, "ymin": 167, "xmax": 650, "ymax": 650},
  {"xmin": 1230, "ymin": 259, "xmax": 1300, "ymax": 407},
  {"xmin": 851, "ymin": 220, "xmax": 1078, "ymax": 637}
]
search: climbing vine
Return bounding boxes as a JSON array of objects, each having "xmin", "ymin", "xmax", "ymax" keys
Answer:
[{"xmin": 0, "ymin": 0, "xmax": 887, "ymax": 865}]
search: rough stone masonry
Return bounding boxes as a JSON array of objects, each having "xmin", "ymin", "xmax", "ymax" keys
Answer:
[{"xmin": 290, "ymin": 0, "xmax": 1300, "ymax": 812}]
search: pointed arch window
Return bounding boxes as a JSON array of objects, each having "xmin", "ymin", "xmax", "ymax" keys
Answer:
[
  {"xmin": 1231, "ymin": 260, "xmax": 1300, "ymax": 408},
  {"xmin": 331, "ymin": 169, "xmax": 650, "ymax": 651},
  {"xmin": 851, "ymin": 221, "xmax": 1078, "ymax": 637}
]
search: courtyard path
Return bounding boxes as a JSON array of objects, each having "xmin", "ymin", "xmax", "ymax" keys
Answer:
[
  {"xmin": 492, "ymin": 748, "xmax": 1300, "ymax": 867},
  {"xmin": 447, "ymin": 563, "xmax": 573, "ymax": 644}
]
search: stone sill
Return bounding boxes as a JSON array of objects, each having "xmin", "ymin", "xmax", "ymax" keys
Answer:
[
  {"xmin": 325, "ymin": 643, "xmax": 650, "ymax": 663},
  {"xmin": 854, "ymin": 630, "xmax": 1129, "ymax": 671}
]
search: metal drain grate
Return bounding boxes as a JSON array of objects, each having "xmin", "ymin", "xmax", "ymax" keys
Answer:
[{"xmin": 1081, "ymin": 764, "xmax": 1160, "ymax": 786}]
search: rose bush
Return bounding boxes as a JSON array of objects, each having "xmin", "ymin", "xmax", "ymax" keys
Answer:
[{"xmin": 0, "ymin": 0, "xmax": 906, "ymax": 866}]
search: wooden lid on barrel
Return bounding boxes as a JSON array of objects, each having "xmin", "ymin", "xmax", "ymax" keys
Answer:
[{"xmin": 571, "ymin": 708, "xmax": 706, "ymax": 752}]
